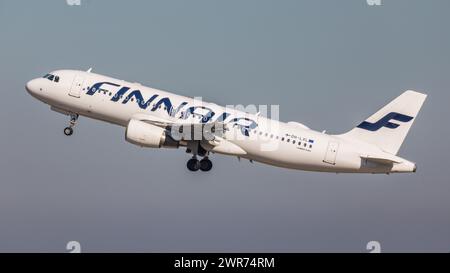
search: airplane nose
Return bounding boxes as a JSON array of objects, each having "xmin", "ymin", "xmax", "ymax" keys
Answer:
[{"xmin": 26, "ymin": 79, "xmax": 39, "ymax": 95}]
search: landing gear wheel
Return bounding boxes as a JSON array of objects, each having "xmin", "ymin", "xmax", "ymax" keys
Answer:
[
  {"xmin": 200, "ymin": 158, "xmax": 213, "ymax": 172},
  {"xmin": 63, "ymin": 114, "xmax": 78, "ymax": 136},
  {"xmin": 187, "ymin": 158, "xmax": 200, "ymax": 172},
  {"xmin": 64, "ymin": 127, "xmax": 74, "ymax": 136}
]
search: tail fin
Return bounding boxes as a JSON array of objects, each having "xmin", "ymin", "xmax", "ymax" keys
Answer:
[{"xmin": 341, "ymin": 90, "xmax": 427, "ymax": 155}]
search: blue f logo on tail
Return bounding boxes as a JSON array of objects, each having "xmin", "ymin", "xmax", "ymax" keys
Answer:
[{"xmin": 357, "ymin": 112, "xmax": 414, "ymax": 131}]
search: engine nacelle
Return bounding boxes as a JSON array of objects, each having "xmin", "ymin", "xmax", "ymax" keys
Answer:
[{"xmin": 125, "ymin": 119, "xmax": 179, "ymax": 148}]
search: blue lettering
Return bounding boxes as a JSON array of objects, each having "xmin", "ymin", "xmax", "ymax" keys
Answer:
[
  {"xmin": 182, "ymin": 106, "xmax": 216, "ymax": 123},
  {"xmin": 111, "ymin": 87, "xmax": 130, "ymax": 102},
  {"xmin": 123, "ymin": 90, "xmax": 159, "ymax": 110},
  {"xmin": 229, "ymin": 118, "xmax": 258, "ymax": 136},
  {"xmin": 86, "ymin": 82, "xmax": 120, "ymax": 96}
]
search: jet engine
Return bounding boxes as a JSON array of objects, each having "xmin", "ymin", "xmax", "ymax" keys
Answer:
[{"xmin": 125, "ymin": 119, "xmax": 179, "ymax": 148}]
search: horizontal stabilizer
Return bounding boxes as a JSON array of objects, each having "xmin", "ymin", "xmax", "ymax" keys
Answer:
[{"xmin": 360, "ymin": 154, "xmax": 402, "ymax": 165}]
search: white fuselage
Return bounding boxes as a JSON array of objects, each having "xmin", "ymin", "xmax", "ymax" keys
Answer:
[{"xmin": 26, "ymin": 70, "xmax": 417, "ymax": 174}]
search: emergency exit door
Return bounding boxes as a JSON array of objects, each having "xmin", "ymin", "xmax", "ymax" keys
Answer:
[
  {"xmin": 69, "ymin": 75, "xmax": 84, "ymax": 98},
  {"xmin": 324, "ymin": 141, "xmax": 339, "ymax": 165}
]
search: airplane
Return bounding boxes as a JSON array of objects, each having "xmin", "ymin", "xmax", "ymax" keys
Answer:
[{"xmin": 26, "ymin": 69, "xmax": 427, "ymax": 173}]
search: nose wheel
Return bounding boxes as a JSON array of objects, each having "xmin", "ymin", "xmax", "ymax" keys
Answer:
[
  {"xmin": 64, "ymin": 114, "xmax": 78, "ymax": 136},
  {"xmin": 187, "ymin": 157, "xmax": 213, "ymax": 172},
  {"xmin": 64, "ymin": 127, "xmax": 74, "ymax": 136}
]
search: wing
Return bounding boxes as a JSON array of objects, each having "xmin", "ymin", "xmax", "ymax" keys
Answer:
[{"xmin": 130, "ymin": 114, "xmax": 247, "ymax": 156}]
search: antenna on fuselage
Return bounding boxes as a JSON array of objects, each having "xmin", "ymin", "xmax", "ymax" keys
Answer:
[{"xmin": 87, "ymin": 68, "xmax": 93, "ymax": 73}]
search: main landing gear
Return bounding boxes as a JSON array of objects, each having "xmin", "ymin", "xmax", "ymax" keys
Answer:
[
  {"xmin": 64, "ymin": 114, "xmax": 79, "ymax": 136},
  {"xmin": 187, "ymin": 156, "xmax": 213, "ymax": 172},
  {"xmin": 186, "ymin": 142, "xmax": 213, "ymax": 172}
]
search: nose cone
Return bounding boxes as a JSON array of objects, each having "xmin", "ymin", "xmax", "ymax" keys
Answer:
[
  {"xmin": 26, "ymin": 79, "xmax": 40, "ymax": 95},
  {"xmin": 25, "ymin": 79, "xmax": 41, "ymax": 96}
]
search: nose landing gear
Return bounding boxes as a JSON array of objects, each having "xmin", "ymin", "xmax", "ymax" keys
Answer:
[
  {"xmin": 64, "ymin": 114, "xmax": 79, "ymax": 136},
  {"xmin": 64, "ymin": 127, "xmax": 74, "ymax": 136}
]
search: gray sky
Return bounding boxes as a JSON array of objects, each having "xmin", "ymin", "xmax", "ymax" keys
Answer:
[{"xmin": 0, "ymin": 0, "xmax": 449, "ymax": 252}]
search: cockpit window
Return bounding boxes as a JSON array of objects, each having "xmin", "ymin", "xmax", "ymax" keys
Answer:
[{"xmin": 43, "ymin": 73, "xmax": 60, "ymax": 82}]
